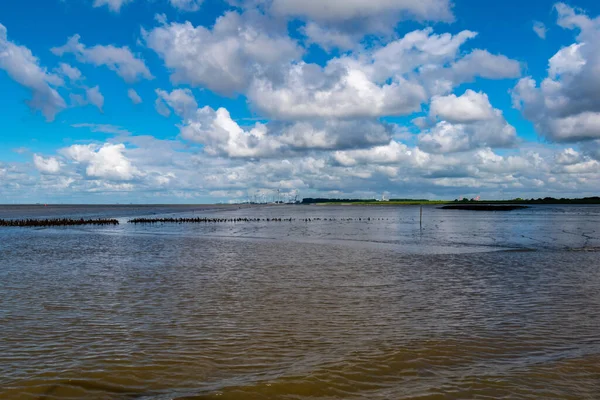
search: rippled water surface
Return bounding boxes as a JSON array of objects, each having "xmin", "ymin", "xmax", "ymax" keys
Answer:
[{"xmin": 1, "ymin": 204, "xmax": 600, "ymax": 399}]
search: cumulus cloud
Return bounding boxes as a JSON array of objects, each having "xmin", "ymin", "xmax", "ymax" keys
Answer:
[
  {"xmin": 33, "ymin": 154, "xmax": 61, "ymax": 174},
  {"xmin": 249, "ymin": 29, "xmax": 520, "ymax": 120},
  {"xmin": 0, "ymin": 23, "xmax": 66, "ymax": 120},
  {"xmin": 533, "ymin": 21, "xmax": 548, "ymax": 39},
  {"xmin": 86, "ymin": 86, "xmax": 104, "ymax": 111},
  {"xmin": 224, "ymin": 0, "xmax": 454, "ymax": 50},
  {"xmin": 332, "ymin": 140, "xmax": 427, "ymax": 167},
  {"xmin": 270, "ymin": 0, "xmax": 454, "ymax": 51},
  {"xmin": 57, "ymin": 63, "xmax": 82, "ymax": 81},
  {"xmin": 9, "ymin": 1, "xmax": 600, "ymax": 202},
  {"xmin": 301, "ymin": 23, "xmax": 357, "ymax": 51},
  {"xmin": 249, "ymin": 62, "xmax": 427, "ymax": 119},
  {"xmin": 144, "ymin": 11, "xmax": 302, "ymax": 95},
  {"xmin": 8, "ymin": 132, "xmax": 600, "ymax": 201},
  {"xmin": 169, "ymin": 0, "xmax": 204, "ymax": 11},
  {"xmin": 128, "ymin": 88, "xmax": 142, "ymax": 104},
  {"xmin": 180, "ymin": 107, "xmax": 280, "ymax": 158},
  {"xmin": 418, "ymin": 118, "xmax": 517, "ymax": 154},
  {"xmin": 368, "ymin": 29, "xmax": 478, "ymax": 80},
  {"xmin": 551, "ymin": 147, "xmax": 600, "ymax": 174},
  {"xmin": 447, "ymin": 49, "xmax": 522, "ymax": 83},
  {"xmin": 555, "ymin": 147, "xmax": 583, "ymax": 165},
  {"xmin": 331, "ymin": 142, "xmax": 549, "ymax": 194},
  {"xmin": 429, "ymin": 90, "xmax": 495, "ymax": 123},
  {"xmin": 60, "ymin": 143, "xmax": 141, "ymax": 181},
  {"xmin": 93, "ymin": 0, "xmax": 133, "ymax": 12},
  {"xmin": 157, "ymin": 88, "xmax": 392, "ymax": 157},
  {"xmin": 155, "ymin": 88, "xmax": 198, "ymax": 118},
  {"xmin": 419, "ymin": 90, "xmax": 517, "ymax": 153},
  {"xmin": 276, "ymin": 120, "xmax": 392, "ymax": 151},
  {"xmin": 512, "ymin": 3, "xmax": 600, "ymax": 142},
  {"xmin": 155, "ymin": 99, "xmax": 172, "ymax": 117},
  {"xmin": 52, "ymin": 34, "xmax": 152, "ymax": 83},
  {"xmin": 269, "ymin": 0, "xmax": 453, "ymax": 23}
]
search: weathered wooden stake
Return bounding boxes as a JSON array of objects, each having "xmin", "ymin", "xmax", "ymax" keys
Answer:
[{"xmin": 420, "ymin": 206, "xmax": 423, "ymax": 228}]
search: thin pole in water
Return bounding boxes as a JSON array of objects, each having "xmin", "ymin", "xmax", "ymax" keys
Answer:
[{"xmin": 420, "ymin": 206, "xmax": 423, "ymax": 228}]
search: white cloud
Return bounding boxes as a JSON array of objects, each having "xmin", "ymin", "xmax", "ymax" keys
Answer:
[
  {"xmin": 333, "ymin": 140, "xmax": 427, "ymax": 167},
  {"xmin": 419, "ymin": 90, "xmax": 517, "ymax": 153},
  {"xmin": 157, "ymin": 88, "xmax": 392, "ymax": 157},
  {"xmin": 86, "ymin": 86, "xmax": 104, "ymax": 111},
  {"xmin": 52, "ymin": 34, "xmax": 152, "ymax": 83},
  {"xmin": 9, "ymin": 133, "xmax": 600, "ymax": 201},
  {"xmin": 93, "ymin": 0, "xmax": 202, "ymax": 12},
  {"xmin": 429, "ymin": 90, "xmax": 495, "ymax": 123},
  {"xmin": 93, "ymin": 0, "xmax": 133, "ymax": 12},
  {"xmin": 71, "ymin": 123, "xmax": 132, "ymax": 135},
  {"xmin": 180, "ymin": 106, "xmax": 280, "ymax": 158},
  {"xmin": 418, "ymin": 118, "xmax": 517, "ymax": 154},
  {"xmin": 559, "ymin": 158, "xmax": 600, "ymax": 174},
  {"xmin": 548, "ymin": 43, "xmax": 586, "ymax": 78},
  {"xmin": 267, "ymin": 0, "xmax": 455, "ymax": 51},
  {"xmin": 60, "ymin": 143, "xmax": 141, "ymax": 181},
  {"xmin": 11, "ymin": 1, "xmax": 600, "ymax": 201},
  {"xmin": 127, "ymin": 88, "xmax": 142, "ymax": 104},
  {"xmin": 554, "ymin": 2, "xmax": 597, "ymax": 32},
  {"xmin": 512, "ymin": 4, "xmax": 600, "ymax": 142},
  {"xmin": 33, "ymin": 154, "xmax": 61, "ymax": 174},
  {"xmin": 555, "ymin": 148, "xmax": 582, "ymax": 165},
  {"xmin": 552, "ymin": 146, "xmax": 600, "ymax": 174},
  {"xmin": 301, "ymin": 23, "xmax": 357, "ymax": 51},
  {"xmin": 368, "ymin": 29, "xmax": 478, "ymax": 80},
  {"xmin": 533, "ymin": 21, "xmax": 548, "ymax": 39},
  {"xmin": 169, "ymin": 0, "xmax": 204, "ymax": 12},
  {"xmin": 0, "ymin": 24, "xmax": 66, "ymax": 121},
  {"xmin": 156, "ymin": 88, "xmax": 198, "ymax": 118},
  {"xmin": 145, "ymin": 11, "xmax": 302, "ymax": 95},
  {"xmin": 249, "ymin": 62, "xmax": 427, "ymax": 119},
  {"xmin": 448, "ymin": 49, "xmax": 522, "ymax": 83},
  {"xmin": 57, "ymin": 63, "xmax": 82, "ymax": 81},
  {"xmin": 269, "ymin": 0, "xmax": 453, "ymax": 22},
  {"xmin": 155, "ymin": 98, "xmax": 172, "ymax": 117},
  {"xmin": 248, "ymin": 29, "xmax": 520, "ymax": 119},
  {"xmin": 277, "ymin": 119, "xmax": 392, "ymax": 151}
]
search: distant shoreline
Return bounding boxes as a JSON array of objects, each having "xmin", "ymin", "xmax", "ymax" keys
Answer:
[
  {"xmin": 440, "ymin": 205, "xmax": 529, "ymax": 211},
  {"xmin": 302, "ymin": 197, "xmax": 600, "ymax": 206},
  {"xmin": 1, "ymin": 197, "xmax": 600, "ymax": 207}
]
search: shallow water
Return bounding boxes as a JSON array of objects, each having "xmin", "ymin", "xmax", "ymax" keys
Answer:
[{"xmin": 1, "ymin": 204, "xmax": 599, "ymax": 399}]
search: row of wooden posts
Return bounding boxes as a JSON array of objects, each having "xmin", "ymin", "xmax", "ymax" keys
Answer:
[{"xmin": 0, "ymin": 209, "xmax": 424, "ymax": 227}]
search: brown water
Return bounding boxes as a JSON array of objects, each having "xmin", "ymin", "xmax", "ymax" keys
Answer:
[{"xmin": 1, "ymin": 205, "xmax": 600, "ymax": 399}]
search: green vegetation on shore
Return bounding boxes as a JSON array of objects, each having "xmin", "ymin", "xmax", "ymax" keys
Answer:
[
  {"xmin": 301, "ymin": 197, "xmax": 600, "ymax": 205},
  {"xmin": 301, "ymin": 198, "xmax": 447, "ymax": 205}
]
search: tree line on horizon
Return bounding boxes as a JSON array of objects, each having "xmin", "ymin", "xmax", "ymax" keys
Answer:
[{"xmin": 301, "ymin": 197, "xmax": 600, "ymax": 204}]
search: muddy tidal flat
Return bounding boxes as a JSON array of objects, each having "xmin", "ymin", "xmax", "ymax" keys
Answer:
[{"xmin": 1, "ymin": 204, "xmax": 600, "ymax": 399}]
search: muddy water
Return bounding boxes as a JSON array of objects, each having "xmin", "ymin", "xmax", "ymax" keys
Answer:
[{"xmin": 1, "ymin": 205, "xmax": 599, "ymax": 399}]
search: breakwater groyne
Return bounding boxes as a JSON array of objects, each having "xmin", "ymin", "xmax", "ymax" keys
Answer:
[
  {"xmin": 0, "ymin": 218, "xmax": 119, "ymax": 227},
  {"xmin": 128, "ymin": 217, "xmax": 389, "ymax": 224}
]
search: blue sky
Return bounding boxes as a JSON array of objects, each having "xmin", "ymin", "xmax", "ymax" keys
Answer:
[{"xmin": 1, "ymin": 0, "xmax": 600, "ymax": 203}]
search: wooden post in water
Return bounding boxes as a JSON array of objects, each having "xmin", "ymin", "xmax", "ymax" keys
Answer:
[{"xmin": 420, "ymin": 206, "xmax": 423, "ymax": 228}]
